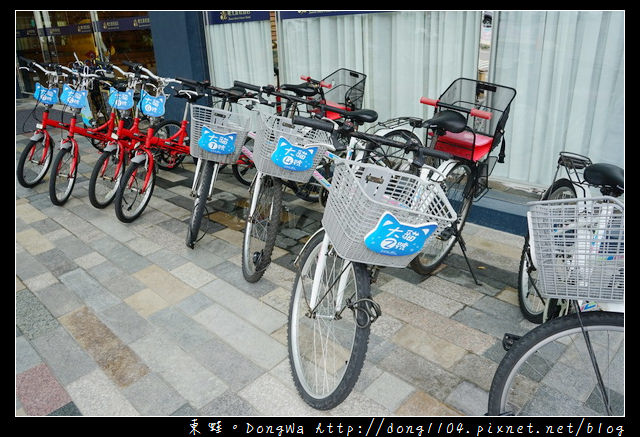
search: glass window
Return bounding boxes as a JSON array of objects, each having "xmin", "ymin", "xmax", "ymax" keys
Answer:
[{"xmin": 96, "ymin": 11, "xmax": 155, "ymax": 72}]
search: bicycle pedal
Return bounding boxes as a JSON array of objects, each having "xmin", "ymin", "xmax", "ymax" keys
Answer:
[{"xmin": 502, "ymin": 333, "xmax": 521, "ymax": 351}]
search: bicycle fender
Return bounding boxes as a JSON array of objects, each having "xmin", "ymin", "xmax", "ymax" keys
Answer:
[
  {"xmin": 103, "ymin": 143, "xmax": 118, "ymax": 153},
  {"xmin": 30, "ymin": 131, "xmax": 45, "ymax": 142},
  {"xmin": 293, "ymin": 227, "xmax": 326, "ymax": 268},
  {"xmin": 131, "ymin": 154, "xmax": 147, "ymax": 165},
  {"xmin": 59, "ymin": 139, "xmax": 73, "ymax": 151}
]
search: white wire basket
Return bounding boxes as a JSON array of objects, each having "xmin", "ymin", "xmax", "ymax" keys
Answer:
[
  {"xmin": 252, "ymin": 113, "xmax": 332, "ymax": 183},
  {"xmin": 322, "ymin": 158, "xmax": 458, "ymax": 268},
  {"xmin": 527, "ymin": 196, "xmax": 624, "ymax": 303},
  {"xmin": 190, "ymin": 104, "xmax": 251, "ymax": 164}
]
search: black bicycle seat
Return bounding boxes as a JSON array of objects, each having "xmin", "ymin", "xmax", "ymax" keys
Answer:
[
  {"xmin": 584, "ymin": 163, "xmax": 624, "ymax": 190},
  {"xmin": 423, "ymin": 109, "xmax": 467, "ymax": 133},
  {"xmin": 345, "ymin": 108, "xmax": 378, "ymax": 124},
  {"xmin": 281, "ymin": 82, "xmax": 318, "ymax": 97}
]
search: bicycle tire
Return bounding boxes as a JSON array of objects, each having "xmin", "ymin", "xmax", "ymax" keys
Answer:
[
  {"xmin": 288, "ymin": 230, "xmax": 373, "ymax": 410},
  {"xmin": 241, "ymin": 175, "xmax": 283, "ymax": 282},
  {"xmin": 487, "ymin": 311, "xmax": 624, "ymax": 416},
  {"xmin": 518, "ymin": 178, "xmax": 576, "ymax": 323},
  {"xmin": 49, "ymin": 146, "xmax": 78, "ymax": 206},
  {"xmin": 232, "ymin": 137, "xmax": 256, "ymax": 186},
  {"xmin": 88, "ymin": 149, "xmax": 123, "ymax": 209},
  {"xmin": 186, "ymin": 160, "xmax": 217, "ymax": 249},
  {"xmin": 153, "ymin": 119, "xmax": 187, "ymax": 170},
  {"xmin": 17, "ymin": 138, "xmax": 53, "ymax": 188},
  {"xmin": 410, "ymin": 162, "xmax": 473, "ymax": 275},
  {"xmin": 114, "ymin": 158, "xmax": 155, "ymax": 223}
]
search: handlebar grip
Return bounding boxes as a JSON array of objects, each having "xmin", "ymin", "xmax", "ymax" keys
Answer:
[
  {"xmin": 423, "ymin": 147, "xmax": 453, "ymax": 161},
  {"xmin": 420, "ymin": 97, "xmax": 439, "ymax": 106},
  {"xmin": 233, "ymin": 80, "xmax": 261, "ymax": 92},
  {"xmin": 470, "ymin": 108, "xmax": 492, "ymax": 120},
  {"xmin": 292, "ymin": 116, "xmax": 335, "ymax": 133}
]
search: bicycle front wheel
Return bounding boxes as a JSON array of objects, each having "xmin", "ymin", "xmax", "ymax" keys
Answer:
[
  {"xmin": 288, "ymin": 230, "xmax": 373, "ymax": 410},
  {"xmin": 186, "ymin": 160, "xmax": 217, "ymax": 249},
  {"xmin": 17, "ymin": 139, "xmax": 53, "ymax": 188},
  {"xmin": 241, "ymin": 174, "xmax": 282, "ymax": 282},
  {"xmin": 88, "ymin": 149, "xmax": 124, "ymax": 209},
  {"xmin": 487, "ymin": 311, "xmax": 624, "ymax": 416},
  {"xmin": 49, "ymin": 146, "xmax": 78, "ymax": 206},
  {"xmin": 114, "ymin": 158, "xmax": 155, "ymax": 223},
  {"xmin": 410, "ymin": 162, "xmax": 473, "ymax": 274}
]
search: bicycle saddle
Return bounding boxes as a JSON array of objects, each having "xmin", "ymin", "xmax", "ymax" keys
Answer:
[
  {"xmin": 584, "ymin": 163, "xmax": 624, "ymax": 191},
  {"xmin": 423, "ymin": 109, "xmax": 467, "ymax": 133},
  {"xmin": 345, "ymin": 109, "xmax": 378, "ymax": 124},
  {"xmin": 280, "ymin": 82, "xmax": 318, "ymax": 97}
]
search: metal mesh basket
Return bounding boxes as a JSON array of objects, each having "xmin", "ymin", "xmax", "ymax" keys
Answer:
[
  {"xmin": 189, "ymin": 104, "xmax": 251, "ymax": 164},
  {"xmin": 527, "ymin": 196, "xmax": 624, "ymax": 303},
  {"xmin": 252, "ymin": 113, "xmax": 332, "ymax": 183},
  {"xmin": 322, "ymin": 159, "xmax": 458, "ymax": 268},
  {"xmin": 321, "ymin": 68, "xmax": 367, "ymax": 111}
]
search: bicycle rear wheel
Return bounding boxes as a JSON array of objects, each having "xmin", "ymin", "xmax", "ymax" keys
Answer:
[
  {"xmin": 487, "ymin": 311, "xmax": 624, "ymax": 416},
  {"xmin": 186, "ymin": 160, "xmax": 217, "ymax": 248},
  {"xmin": 114, "ymin": 158, "xmax": 155, "ymax": 223},
  {"xmin": 17, "ymin": 138, "xmax": 53, "ymax": 188},
  {"xmin": 241, "ymin": 174, "xmax": 282, "ymax": 282},
  {"xmin": 410, "ymin": 162, "xmax": 473, "ymax": 274},
  {"xmin": 49, "ymin": 146, "xmax": 78, "ymax": 206},
  {"xmin": 232, "ymin": 137, "xmax": 256, "ymax": 186},
  {"xmin": 518, "ymin": 178, "xmax": 576, "ymax": 323},
  {"xmin": 288, "ymin": 230, "xmax": 373, "ymax": 410}
]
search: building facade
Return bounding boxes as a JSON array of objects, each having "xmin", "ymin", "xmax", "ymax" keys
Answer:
[{"xmin": 16, "ymin": 10, "xmax": 624, "ymax": 187}]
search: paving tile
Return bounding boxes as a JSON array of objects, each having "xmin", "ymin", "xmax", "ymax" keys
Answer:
[
  {"xmin": 210, "ymin": 261, "xmax": 277, "ymax": 298},
  {"xmin": 16, "ymin": 363, "xmax": 72, "ymax": 416},
  {"xmin": 380, "ymin": 278, "xmax": 465, "ymax": 317},
  {"xmin": 193, "ymin": 304, "xmax": 287, "ymax": 370},
  {"xmin": 445, "ymin": 381, "xmax": 489, "ymax": 416},
  {"xmin": 16, "ymin": 336, "xmax": 43, "ymax": 374},
  {"xmin": 124, "ymin": 288, "xmax": 170, "ymax": 318},
  {"xmin": 392, "ymin": 324, "xmax": 466, "ymax": 369},
  {"xmin": 30, "ymin": 326, "xmax": 97, "ymax": 386},
  {"xmin": 60, "ymin": 307, "xmax": 149, "ymax": 388},
  {"xmin": 395, "ymin": 390, "xmax": 461, "ymax": 416},
  {"xmin": 238, "ymin": 373, "xmax": 318, "ymax": 416},
  {"xmin": 199, "ymin": 278, "xmax": 287, "ymax": 334},
  {"xmin": 35, "ymin": 248, "xmax": 78, "ymax": 276},
  {"xmin": 363, "ymin": 371, "xmax": 415, "ymax": 412},
  {"xmin": 132, "ymin": 264, "xmax": 197, "ymax": 305},
  {"xmin": 375, "ymin": 292, "xmax": 495, "ymax": 355},
  {"xmin": 15, "ymin": 288, "xmax": 59, "ymax": 340},
  {"xmin": 16, "ymin": 202, "xmax": 47, "ymax": 223},
  {"xmin": 66, "ymin": 368, "xmax": 139, "ymax": 416},
  {"xmin": 31, "ymin": 281, "xmax": 84, "ymax": 318},
  {"xmin": 200, "ymin": 390, "xmax": 259, "ymax": 416},
  {"xmin": 130, "ymin": 332, "xmax": 227, "ymax": 409},
  {"xmin": 59, "ymin": 268, "xmax": 121, "ymax": 312},
  {"xmin": 170, "ymin": 261, "xmax": 217, "ymax": 289},
  {"xmin": 122, "ymin": 372, "xmax": 186, "ymax": 416},
  {"xmin": 148, "ymin": 307, "xmax": 215, "ymax": 351},
  {"xmin": 97, "ymin": 302, "xmax": 153, "ymax": 345},
  {"xmin": 16, "ymin": 228, "xmax": 55, "ymax": 255},
  {"xmin": 22, "ymin": 271, "xmax": 58, "ymax": 293},
  {"xmin": 48, "ymin": 401, "xmax": 82, "ymax": 416}
]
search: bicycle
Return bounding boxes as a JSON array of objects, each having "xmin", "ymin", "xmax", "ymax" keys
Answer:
[
  {"xmin": 284, "ymin": 114, "xmax": 456, "ymax": 410},
  {"xmin": 374, "ymin": 78, "xmax": 517, "ymax": 280},
  {"xmin": 517, "ymin": 152, "xmax": 624, "ymax": 323},
  {"xmin": 16, "ymin": 59, "xmax": 113, "ymax": 189},
  {"xmin": 87, "ymin": 62, "xmax": 160, "ymax": 209},
  {"xmin": 487, "ymin": 195, "xmax": 624, "ymax": 416},
  {"xmin": 231, "ymin": 78, "xmax": 377, "ymax": 283},
  {"xmin": 112, "ymin": 63, "xmax": 199, "ymax": 222}
]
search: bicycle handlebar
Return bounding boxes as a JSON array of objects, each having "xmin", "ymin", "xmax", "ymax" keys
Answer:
[
  {"xmin": 300, "ymin": 75, "xmax": 332, "ymax": 89},
  {"xmin": 292, "ymin": 115, "xmax": 453, "ymax": 161},
  {"xmin": 420, "ymin": 97, "xmax": 493, "ymax": 120}
]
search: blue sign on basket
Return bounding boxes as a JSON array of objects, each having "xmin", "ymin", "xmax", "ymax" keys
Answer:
[
  {"xmin": 33, "ymin": 83, "xmax": 59, "ymax": 105},
  {"xmin": 138, "ymin": 89, "xmax": 166, "ymax": 117},
  {"xmin": 198, "ymin": 126, "xmax": 237, "ymax": 155},
  {"xmin": 60, "ymin": 83, "xmax": 88, "ymax": 109},
  {"xmin": 108, "ymin": 87, "xmax": 135, "ymax": 110},
  {"xmin": 271, "ymin": 137, "xmax": 318, "ymax": 171},
  {"xmin": 364, "ymin": 212, "xmax": 438, "ymax": 257}
]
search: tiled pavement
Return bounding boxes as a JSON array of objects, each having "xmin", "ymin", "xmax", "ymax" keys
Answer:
[{"xmin": 15, "ymin": 110, "xmax": 538, "ymax": 417}]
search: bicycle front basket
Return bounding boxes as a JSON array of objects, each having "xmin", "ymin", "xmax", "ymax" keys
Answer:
[
  {"xmin": 322, "ymin": 159, "xmax": 457, "ymax": 268},
  {"xmin": 527, "ymin": 196, "xmax": 624, "ymax": 303},
  {"xmin": 190, "ymin": 104, "xmax": 251, "ymax": 164},
  {"xmin": 252, "ymin": 112, "xmax": 332, "ymax": 183}
]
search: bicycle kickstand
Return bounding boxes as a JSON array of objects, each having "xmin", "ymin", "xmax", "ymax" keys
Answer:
[{"xmin": 455, "ymin": 229, "xmax": 482, "ymax": 286}]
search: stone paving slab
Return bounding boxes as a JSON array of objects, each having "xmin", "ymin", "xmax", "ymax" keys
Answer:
[{"xmin": 16, "ymin": 130, "xmax": 538, "ymax": 417}]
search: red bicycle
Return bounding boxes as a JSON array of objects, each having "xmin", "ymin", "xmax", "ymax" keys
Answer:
[
  {"xmin": 17, "ymin": 59, "xmax": 115, "ymax": 189},
  {"xmin": 113, "ymin": 64, "xmax": 209, "ymax": 223}
]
